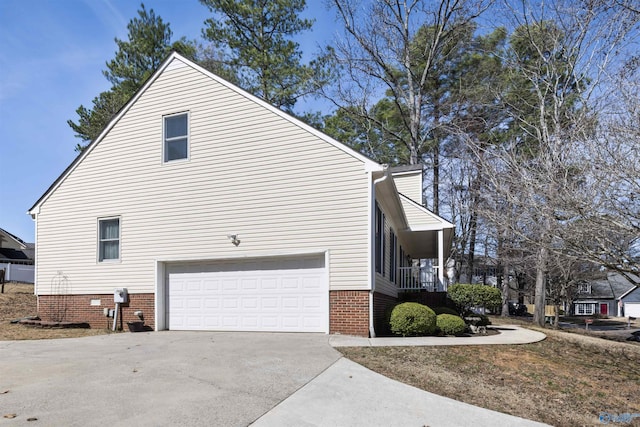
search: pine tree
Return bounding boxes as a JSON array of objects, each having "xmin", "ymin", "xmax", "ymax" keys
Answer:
[
  {"xmin": 68, "ymin": 3, "xmax": 196, "ymax": 151},
  {"xmin": 200, "ymin": 0, "xmax": 317, "ymax": 112}
]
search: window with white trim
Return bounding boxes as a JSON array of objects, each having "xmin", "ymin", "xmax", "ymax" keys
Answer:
[
  {"xmin": 98, "ymin": 218, "xmax": 120, "ymax": 262},
  {"xmin": 164, "ymin": 112, "xmax": 189, "ymax": 162},
  {"xmin": 575, "ymin": 303, "xmax": 595, "ymax": 315},
  {"xmin": 577, "ymin": 283, "xmax": 591, "ymax": 294}
]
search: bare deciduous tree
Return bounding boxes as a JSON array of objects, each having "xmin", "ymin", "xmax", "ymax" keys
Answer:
[
  {"xmin": 324, "ymin": 0, "xmax": 491, "ymax": 213},
  {"xmin": 469, "ymin": 0, "xmax": 639, "ymax": 326}
]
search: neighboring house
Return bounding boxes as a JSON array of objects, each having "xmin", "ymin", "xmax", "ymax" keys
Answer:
[
  {"xmin": 0, "ymin": 227, "xmax": 34, "ymax": 264},
  {"xmin": 620, "ymin": 284, "xmax": 640, "ymax": 318},
  {"xmin": 28, "ymin": 52, "xmax": 453, "ymax": 336},
  {"xmin": 573, "ymin": 273, "xmax": 638, "ymax": 317},
  {"xmin": 0, "ymin": 227, "xmax": 35, "ymax": 283}
]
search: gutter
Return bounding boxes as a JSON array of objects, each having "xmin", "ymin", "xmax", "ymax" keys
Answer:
[{"xmin": 369, "ymin": 165, "xmax": 390, "ymax": 338}]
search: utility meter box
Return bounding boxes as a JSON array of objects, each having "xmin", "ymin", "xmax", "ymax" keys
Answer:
[{"xmin": 114, "ymin": 288, "xmax": 129, "ymax": 303}]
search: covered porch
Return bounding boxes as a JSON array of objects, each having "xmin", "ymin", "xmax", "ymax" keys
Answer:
[
  {"xmin": 373, "ymin": 168, "xmax": 454, "ymax": 294},
  {"xmin": 396, "ymin": 223, "xmax": 453, "ymax": 292}
]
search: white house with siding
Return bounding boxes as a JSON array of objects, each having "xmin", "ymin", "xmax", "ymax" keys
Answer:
[{"xmin": 29, "ymin": 52, "xmax": 453, "ymax": 337}]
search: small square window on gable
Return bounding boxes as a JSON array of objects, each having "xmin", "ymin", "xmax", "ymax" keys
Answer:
[{"xmin": 164, "ymin": 112, "xmax": 189, "ymax": 162}]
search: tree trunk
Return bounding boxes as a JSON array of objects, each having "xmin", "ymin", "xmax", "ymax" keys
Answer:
[
  {"xmin": 501, "ymin": 261, "xmax": 510, "ymax": 317},
  {"xmin": 553, "ymin": 303, "xmax": 560, "ymax": 330},
  {"xmin": 432, "ymin": 147, "xmax": 439, "ymax": 215},
  {"xmin": 533, "ymin": 245, "xmax": 548, "ymax": 327}
]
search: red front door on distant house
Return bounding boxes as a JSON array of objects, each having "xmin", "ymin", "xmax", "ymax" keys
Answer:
[{"xmin": 600, "ymin": 303, "xmax": 608, "ymax": 315}]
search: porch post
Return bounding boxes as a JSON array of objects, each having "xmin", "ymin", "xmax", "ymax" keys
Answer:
[{"xmin": 437, "ymin": 229, "xmax": 444, "ymax": 289}]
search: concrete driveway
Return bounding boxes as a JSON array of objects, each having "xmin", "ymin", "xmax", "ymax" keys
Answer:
[
  {"xmin": 0, "ymin": 332, "xmax": 341, "ymax": 426},
  {"xmin": 0, "ymin": 330, "xmax": 549, "ymax": 427}
]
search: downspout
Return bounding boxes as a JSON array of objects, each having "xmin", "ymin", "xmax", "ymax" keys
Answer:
[
  {"xmin": 370, "ymin": 165, "xmax": 390, "ymax": 338},
  {"xmin": 29, "ymin": 210, "xmax": 38, "ymax": 299}
]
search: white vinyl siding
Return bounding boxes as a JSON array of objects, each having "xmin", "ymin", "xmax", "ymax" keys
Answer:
[
  {"xmin": 392, "ymin": 171, "xmax": 422, "ymax": 202},
  {"xmin": 399, "ymin": 196, "xmax": 445, "ymax": 229},
  {"xmin": 34, "ymin": 57, "xmax": 370, "ymax": 295}
]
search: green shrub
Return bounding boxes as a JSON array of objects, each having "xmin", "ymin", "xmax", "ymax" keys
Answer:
[
  {"xmin": 436, "ymin": 314, "xmax": 466, "ymax": 336},
  {"xmin": 389, "ymin": 302, "xmax": 436, "ymax": 337},
  {"xmin": 433, "ymin": 306, "xmax": 459, "ymax": 316},
  {"xmin": 448, "ymin": 284, "xmax": 502, "ymax": 314}
]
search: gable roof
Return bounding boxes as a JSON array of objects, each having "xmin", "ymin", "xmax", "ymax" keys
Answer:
[
  {"xmin": 389, "ymin": 164, "xmax": 423, "ymax": 175},
  {"xmin": 579, "ymin": 272, "xmax": 638, "ymax": 300},
  {"xmin": 0, "ymin": 227, "xmax": 29, "ymax": 249},
  {"xmin": 397, "ymin": 193, "xmax": 454, "ymax": 259},
  {"xmin": 29, "ymin": 52, "xmax": 382, "ymax": 215},
  {"xmin": 0, "ymin": 247, "xmax": 31, "ymax": 261}
]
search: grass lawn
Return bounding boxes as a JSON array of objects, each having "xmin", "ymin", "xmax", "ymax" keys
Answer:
[{"xmin": 340, "ymin": 318, "xmax": 640, "ymax": 427}]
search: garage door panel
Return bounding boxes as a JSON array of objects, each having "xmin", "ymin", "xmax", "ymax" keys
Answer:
[
  {"xmin": 186, "ymin": 280, "xmax": 202, "ymax": 291},
  {"xmin": 223, "ymin": 279, "xmax": 239, "ymax": 291},
  {"xmin": 261, "ymin": 316, "xmax": 278, "ymax": 328},
  {"xmin": 281, "ymin": 277, "xmax": 300, "ymax": 289},
  {"xmin": 303, "ymin": 296, "xmax": 322, "ymax": 309},
  {"xmin": 241, "ymin": 278, "xmax": 258, "ymax": 290},
  {"xmin": 261, "ymin": 278, "xmax": 278, "ymax": 290},
  {"xmin": 203, "ymin": 317, "xmax": 220, "ymax": 328},
  {"xmin": 626, "ymin": 303, "xmax": 640, "ymax": 317},
  {"xmin": 242, "ymin": 297, "xmax": 259, "ymax": 309},
  {"xmin": 303, "ymin": 277, "xmax": 322, "ymax": 290},
  {"xmin": 260, "ymin": 297, "xmax": 278, "ymax": 310},
  {"xmin": 167, "ymin": 259, "xmax": 328, "ymax": 332},
  {"xmin": 203, "ymin": 279, "xmax": 220, "ymax": 291},
  {"xmin": 203, "ymin": 298, "xmax": 220, "ymax": 309},
  {"xmin": 222, "ymin": 298, "xmax": 239, "ymax": 309}
]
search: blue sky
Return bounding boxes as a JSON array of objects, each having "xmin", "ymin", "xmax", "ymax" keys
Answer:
[{"xmin": 0, "ymin": 0, "xmax": 334, "ymax": 243}]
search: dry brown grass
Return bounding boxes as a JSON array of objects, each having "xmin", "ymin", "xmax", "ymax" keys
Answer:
[
  {"xmin": 0, "ymin": 283, "xmax": 109, "ymax": 340},
  {"xmin": 340, "ymin": 320, "xmax": 640, "ymax": 427}
]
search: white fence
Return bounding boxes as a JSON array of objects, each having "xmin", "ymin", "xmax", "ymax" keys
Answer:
[{"xmin": 0, "ymin": 263, "xmax": 35, "ymax": 283}]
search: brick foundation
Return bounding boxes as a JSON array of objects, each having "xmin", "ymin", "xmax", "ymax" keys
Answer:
[
  {"xmin": 329, "ymin": 290, "xmax": 370, "ymax": 336},
  {"xmin": 37, "ymin": 293, "xmax": 155, "ymax": 330},
  {"xmin": 373, "ymin": 292, "xmax": 398, "ymax": 336}
]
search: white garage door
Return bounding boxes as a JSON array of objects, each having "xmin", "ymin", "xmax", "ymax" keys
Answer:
[
  {"xmin": 626, "ymin": 303, "xmax": 640, "ymax": 318},
  {"xmin": 166, "ymin": 256, "xmax": 328, "ymax": 332}
]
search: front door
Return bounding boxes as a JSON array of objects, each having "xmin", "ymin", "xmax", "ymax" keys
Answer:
[{"xmin": 600, "ymin": 303, "xmax": 608, "ymax": 316}]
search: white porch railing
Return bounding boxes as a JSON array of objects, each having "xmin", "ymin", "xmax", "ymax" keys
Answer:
[{"xmin": 397, "ymin": 266, "xmax": 446, "ymax": 292}]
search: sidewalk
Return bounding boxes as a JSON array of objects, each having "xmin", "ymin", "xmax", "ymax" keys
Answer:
[
  {"xmin": 329, "ymin": 325, "xmax": 547, "ymax": 347},
  {"xmin": 251, "ymin": 357, "xmax": 550, "ymax": 427},
  {"xmin": 252, "ymin": 326, "xmax": 550, "ymax": 426}
]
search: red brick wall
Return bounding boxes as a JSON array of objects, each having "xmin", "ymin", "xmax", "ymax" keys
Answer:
[
  {"xmin": 37, "ymin": 293, "xmax": 155, "ymax": 330},
  {"xmin": 373, "ymin": 292, "xmax": 397, "ymax": 336},
  {"xmin": 329, "ymin": 290, "xmax": 370, "ymax": 336}
]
